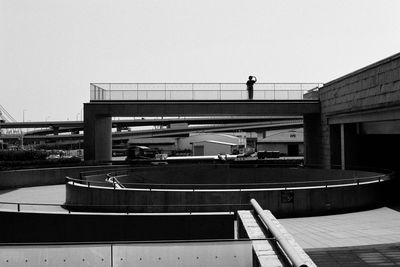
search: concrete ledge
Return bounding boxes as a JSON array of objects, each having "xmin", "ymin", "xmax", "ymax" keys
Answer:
[{"xmin": 0, "ymin": 165, "xmax": 129, "ymax": 189}]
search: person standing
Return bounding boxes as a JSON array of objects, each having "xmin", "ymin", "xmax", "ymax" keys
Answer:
[{"xmin": 246, "ymin": 76, "xmax": 257, "ymax": 100}]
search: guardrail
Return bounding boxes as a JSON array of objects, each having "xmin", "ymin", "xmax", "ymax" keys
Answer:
[{"xmin": 90, "ymin": 83, "xmax": 323, "ymax": 101}]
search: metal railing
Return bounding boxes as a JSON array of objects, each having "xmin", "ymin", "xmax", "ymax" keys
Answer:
[
  {"xmin": 0, "ymin": 200, "xmax": 252, "ymax": 214},
  {"xmin": 90, "ymin": 83, "xmax": 323, "ymax": 101},
  {"xmin": 69, "ymin": 166, "xmax": 392, "ymax": 191},
  {"xmin": 251, "ymin": 199, "xmax": 312, "ymax": 267}
]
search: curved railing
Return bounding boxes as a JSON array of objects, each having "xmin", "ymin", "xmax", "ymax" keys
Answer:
[{"xmin": 67, "ymin": 165, "xmax": 394, "ymax": 191}]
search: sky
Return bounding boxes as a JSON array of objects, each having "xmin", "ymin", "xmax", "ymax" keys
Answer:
[{"xmin": 1, "ymin": 0, "xmax": 400, "ymax": 122}]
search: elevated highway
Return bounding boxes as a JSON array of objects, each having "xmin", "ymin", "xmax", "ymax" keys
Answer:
[
  {"xmin": 0, "ymin": 116, "xmax": 301, "ymax": 129},
  {"xmin": 0, "ymin": 120, "xmax": 303, "ymax": 142}
]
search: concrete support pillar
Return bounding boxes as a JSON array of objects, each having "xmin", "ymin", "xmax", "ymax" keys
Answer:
[
  {"xmin": 83, "ymin": 106, "xmax": 112, "ymax": 162},
  {"xmin": 340, "ymin": 124, "xmax": 345, "ymax": 170},
  {"xmin": 303, "ymin": 113, "xmax": 323, "ymax": 167},
  {"xmin": 52, "ymin": 126, "xmax": 59, "ymax": 135},
  {"xmin": 343, "ymin": 123, "xmax": 359, "ymax": 170}
]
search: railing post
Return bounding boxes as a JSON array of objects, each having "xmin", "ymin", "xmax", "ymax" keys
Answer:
[
  {"xmin": 17, "ymin": 203, "xmax": 20, "ymax": 212},
  {"xmin": 300, "ymin": 83, "xmax": 303, "ymax": 99}
]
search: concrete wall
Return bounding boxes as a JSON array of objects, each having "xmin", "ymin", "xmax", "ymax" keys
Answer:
[
  {"xmin": 0, "ymin": 211, "xmax": 234, "ymax": 243},
  {"xmin": 0, "ymin": 165, "xmax": 129, "ymax": 189}
]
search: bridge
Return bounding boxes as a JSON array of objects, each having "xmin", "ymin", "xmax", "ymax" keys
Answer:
[{"xmin": 84, "ymin": 83, "xmax": 321, "ymax": 161}]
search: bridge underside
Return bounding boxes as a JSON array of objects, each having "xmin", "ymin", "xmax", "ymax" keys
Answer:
[{"xmin": 84, "ymin": 100, "xmax": 319, "ymax": 161}]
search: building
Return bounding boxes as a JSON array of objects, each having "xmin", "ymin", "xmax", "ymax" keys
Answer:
[
  {"xmin": 192, "ymin": 140, "xmax": 238, "ymax": 156},
  {"xmin": 258, "ymin": 129, "xmax": 303, "ymax": 156}
]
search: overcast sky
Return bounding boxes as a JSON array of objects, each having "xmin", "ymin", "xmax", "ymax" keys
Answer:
[{"xmin": 1, "ymin": 0, "xmax": 400, "ymax": 121}]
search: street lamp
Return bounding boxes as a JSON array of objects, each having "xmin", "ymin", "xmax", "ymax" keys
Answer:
[
  {"xmin": 21, "ymin": 109, "xmax": 27, "ymax": 150},
  {"xmin": 22, "ymin": 109, "xmax": 27, "ymax": 122}
]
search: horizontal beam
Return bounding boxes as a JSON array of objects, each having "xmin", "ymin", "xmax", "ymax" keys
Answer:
[
  {"xmin": 327, "ymin": 105, "xmax": 400, "ymax": 124},
  {"xmin": 85, "ymin": 100, "xmax": 320, "ymax": 117}
]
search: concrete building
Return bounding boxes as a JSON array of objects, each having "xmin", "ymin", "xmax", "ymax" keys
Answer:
[
  {"xmin": 177, "ymin": 133, "xmax": 243, "ymax": 151},
  {"xmin": 127, "ymin": 133, "xmax": 243, "ymax": 155},
  {"xmin": 304, "ymin": 52, "xmax": 400, "ymax": 171}
]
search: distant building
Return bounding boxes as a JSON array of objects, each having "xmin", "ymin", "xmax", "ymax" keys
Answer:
[
  {"xmin": 258, "ymin": 129, "xmax": 303, "ymax": 156},
  {"xmin": 177, "ymin": 133, "xmax": 243, "ymax": 150},
  {"xmin": 191, "ymin": 140, "xmax": 238, "ymax": 156}
]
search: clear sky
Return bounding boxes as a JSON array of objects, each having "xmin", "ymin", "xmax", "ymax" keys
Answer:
[{"xmin": 1, "ymin": 0, "xmax": 400, "ymax": 122}]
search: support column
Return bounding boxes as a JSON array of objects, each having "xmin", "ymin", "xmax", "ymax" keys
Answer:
[
  {"xmin": 303, "ymin": 113, "xmax": 323, "ymax": 167},
  {"xmin": 83, "ymin": 105, "xmax": 112, "ymax": 162},
  {"xmin": 52, "ymin": 126, "xmax": 59, "ymax": 135},
  {"xmin": 340, "ymin": 124, "xmax": 345, "ymax": 170}
]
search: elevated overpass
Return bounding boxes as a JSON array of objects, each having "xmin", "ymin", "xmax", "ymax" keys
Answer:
[
  {"xmin": 0, "ymin": 120, "xmax": 303, "ymax": 142},
  {"xmin": 0, "ymin": 116, "xmax": 301, "ymax": 136},
  {"xmin": 84, "ymin": 82, "xmax": 321, "ymax": 161}
]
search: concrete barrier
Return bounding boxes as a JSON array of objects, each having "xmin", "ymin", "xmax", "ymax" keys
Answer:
[
  {"xmin": 0, "ymin": 165, "xmax": 129, "ymax": 189},
  {"xmin": 0, "ymin": 211, "xmax": 234, "ymax": 243},
  {"xmin": 65, "ymin": 165, "xmax": 392, "ymax": 217}
]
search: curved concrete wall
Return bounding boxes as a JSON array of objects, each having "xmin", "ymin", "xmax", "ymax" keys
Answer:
[
  {"xmin": 66, "ymin": 166, "xmax": 390, "ymax": 217},
  {"xmin": 0, "ymin": 165, "xmax": 129, "ymax": 189}
]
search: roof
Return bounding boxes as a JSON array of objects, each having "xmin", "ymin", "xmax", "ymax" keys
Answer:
[
  {"xmin": 192, "ymin": 140, "xmax": 238, "ymax": 146},
  {"xmin": 259, "ymin": 129, "xmax": 303, "ymax": 143}
]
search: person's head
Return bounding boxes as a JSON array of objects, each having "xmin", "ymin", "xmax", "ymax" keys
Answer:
[{"xmin": 248, "ymin": 76, "xmax": 253, "ymax": 80}]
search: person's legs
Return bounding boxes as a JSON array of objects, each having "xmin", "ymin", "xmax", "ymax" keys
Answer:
[{"xmin": 249, "ymin": 88, "xmax": 253, "ymax": 100}]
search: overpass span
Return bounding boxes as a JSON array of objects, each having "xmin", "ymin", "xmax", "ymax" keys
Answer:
[
  {"xmin": 84, "ymin": 100, "xmax": 319, "ymax": 161},
  {"xmin": 85, "ymin": 82, "xmax": 321, "ymax": 161}
]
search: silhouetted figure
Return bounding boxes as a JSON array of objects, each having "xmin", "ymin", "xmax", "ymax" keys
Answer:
[{"xmin": 246, "ymin": 76, "xmax": 257, "ymax": 100}]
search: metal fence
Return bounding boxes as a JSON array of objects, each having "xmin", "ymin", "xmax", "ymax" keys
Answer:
[{"xmin": 90, "ymin": 83, "xmax": 323, "ymax": 101}]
